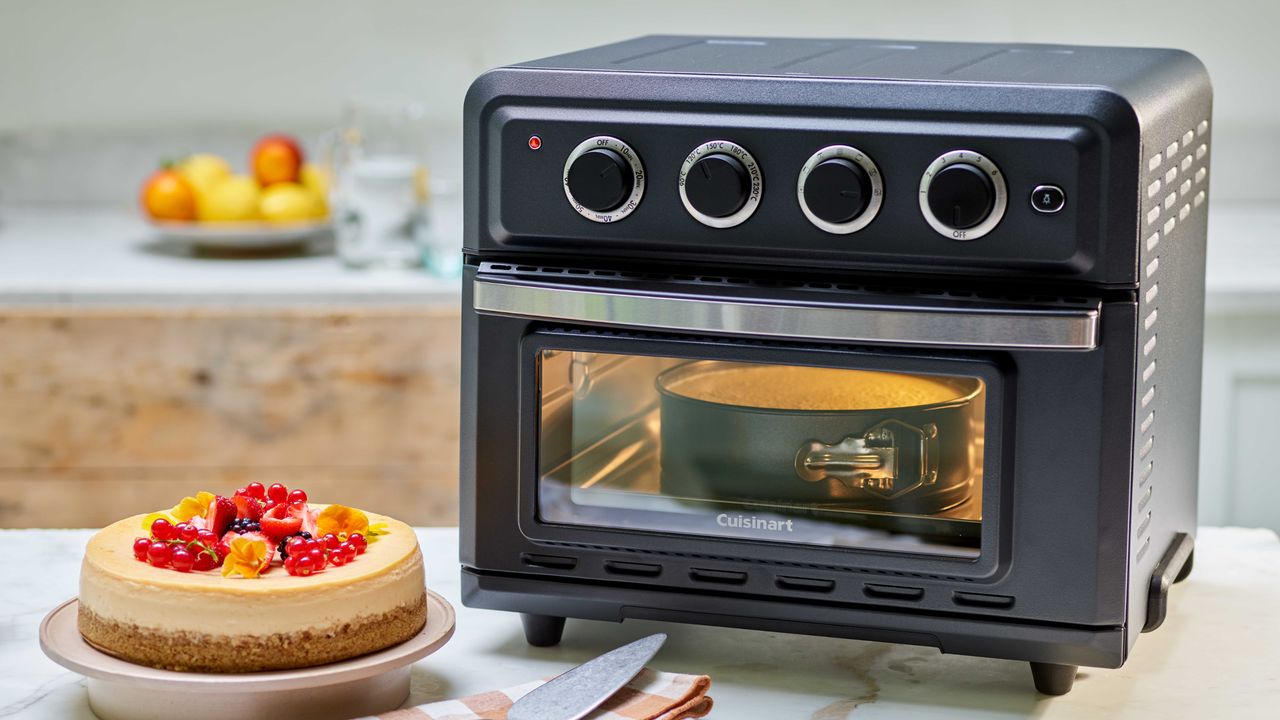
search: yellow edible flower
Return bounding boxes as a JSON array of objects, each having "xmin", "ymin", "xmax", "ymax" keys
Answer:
[
  {"xmin": 316, "ymin": 504, "xmax": 370, "ymax": 539},
  {"xmin": 221, "ymin": 536, "xmax": 268, "ymax": 579},
  {"xmin": 140, "ymin": 511, "xmax": 176, "ymax": 531},
  {"xmin": 170, "ymin": 491, "xmax": 216, "ymax": 522}
]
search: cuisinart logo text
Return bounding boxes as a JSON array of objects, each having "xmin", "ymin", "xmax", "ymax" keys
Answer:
[{"xmin": 716, "ymin": 513, "xmax": 794, "ymax": 532}]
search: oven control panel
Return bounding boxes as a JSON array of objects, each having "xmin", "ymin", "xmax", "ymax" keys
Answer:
[{"xmin": 481, "ymin": 107, "xmax": 1107, "ymax": 279}]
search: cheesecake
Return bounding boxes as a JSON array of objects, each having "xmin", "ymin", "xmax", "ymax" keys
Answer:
[{"xmin": 78, "ymin": 484, "xmax": 427, "ymax": 673}]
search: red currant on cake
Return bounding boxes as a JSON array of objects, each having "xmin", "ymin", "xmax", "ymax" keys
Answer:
[
  {"xmin": 267, "ymin": 483, "xmax": 289, "ymax": 503},
  {"xmin": 150, "ymin": 517, "xmax": 175, "ymax": 541},
  {"xmin": 170, "ymin": 547, "xmax": 195, "ymax": 572},
  {"xmin": 244, "ymin": 482, "xmax": 266, "ymax": 500},
  {"xmin": 147, "ymin": 542, "xmax": 172, "ymax": 567},
  {"xmin": 176, "ymin": 522, "xmax": 198, "ymax": 543},
  {"xmin": 287, "ymin": 489, "xmax": 308, "ymax": 504},
  {"xmin": 348, "ymin": 533, "xmax": 367, "ymax": 554},
  {"xmin": 133, "ymin": 537, "xmax": 152, "ymax": 561}
]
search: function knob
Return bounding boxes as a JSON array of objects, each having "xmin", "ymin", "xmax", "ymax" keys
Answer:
[
  {"xmin": 679, "ymin": 140, "xmax": 763, "ymax": 228},
  {"xmin": 918, "ymin": 150, "xmax": 1007, "ymax": 241},
  {"xmin": 562, "ymin": 136, "xmax": 645, "ymax": 223},
  {"xmin": 797, "ymin": 145, "xmax": 884, "ymax": 234}
]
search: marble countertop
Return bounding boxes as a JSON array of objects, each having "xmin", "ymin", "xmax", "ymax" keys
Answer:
[
  {"xmin": 3, "ymin": 526, "xmax": 1278, "ymax": 718},
  {"xmin": 0, "ymin": 209, "xmax": 459, "ymax": 305},
  {"xmin": 1, "ymin": 200, "xmax": 1278, "ymax": 310}
]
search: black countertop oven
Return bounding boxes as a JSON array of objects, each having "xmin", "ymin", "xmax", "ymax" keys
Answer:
[{"xmin": 459, "ymin": 36, "xmax": 1210, "ymax": 695}]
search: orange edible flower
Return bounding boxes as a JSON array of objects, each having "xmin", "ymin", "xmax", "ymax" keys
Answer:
[
  {"xmin": 316, "ymin": 504, "xmax": 370, "ymax": 539},
  {"xmin": 221, "ymin": 536, "xmax": 268, "ymax": 579}
]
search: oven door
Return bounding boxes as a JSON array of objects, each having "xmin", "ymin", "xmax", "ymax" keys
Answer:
[{"xmin": 463, "ymin": 262, "xmax": 1111, "ymax": 587}]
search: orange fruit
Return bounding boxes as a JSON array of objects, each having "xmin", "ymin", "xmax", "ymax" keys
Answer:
[
  {"xmin": 250, "ymin": 134, "xmax": 304, "ymax": 186},
  {"xmin": 139, "ymin": 169, "xmax": 197, "ymax": 221}
]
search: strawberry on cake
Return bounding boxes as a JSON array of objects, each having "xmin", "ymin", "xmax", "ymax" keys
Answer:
[{"xmin": 78, "ymin": 483, "xmax": 427, "ymax": 673}]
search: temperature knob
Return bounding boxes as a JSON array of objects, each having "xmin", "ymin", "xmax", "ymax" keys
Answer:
[
  {"xmin": 797, "ymin": 145, "xmax": 884, "ymax": 234},
  {"xmin": 562, "ymin": 136, "xmax": 645, "ymax": 223},
  {"xmin": 679, "ymin": 140, "xmax": 763, "ymax": 228},
  {"xmin": 919, "ymin": 150, "xmax": 1007, "ymax": 241}
]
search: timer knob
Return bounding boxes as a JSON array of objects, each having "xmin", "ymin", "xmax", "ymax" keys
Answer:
[
  {"xmin": 926, "ymin": 163, "xmax": 994, "ymax": 230},
  {"xmin": 679, "ymin": 140, "xmax": 763, "ymax": 229},
  {"xmin": 566, "ymin": 148, "xmax": 632, "ymax": 213},
  {"xmin": 562, "ymin": 136, "xmax": 645, "ymax": 223},
  {"xmin": 918, "ymin": 150, "xmax": 1008, "ymax": 241},
  {"xmin": 683, "ymin": 153, "xmax": 750, "ymax": 218}
]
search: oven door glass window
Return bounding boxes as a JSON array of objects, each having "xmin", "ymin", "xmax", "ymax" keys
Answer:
[{"xmin": 537, "ymin": 351, "xmax": 986, "ymax": 557}]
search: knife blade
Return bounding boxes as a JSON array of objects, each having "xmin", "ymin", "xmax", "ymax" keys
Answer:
[{"xmin": 508, "ymin": 633, "xmax": 668, "ymax": 720}]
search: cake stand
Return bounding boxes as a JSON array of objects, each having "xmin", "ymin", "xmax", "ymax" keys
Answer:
[{"xmin": 39, "ymin": 590, "xmax": 456, "ymax": 720}]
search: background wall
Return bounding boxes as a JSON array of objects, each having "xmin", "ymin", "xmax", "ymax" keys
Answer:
[
  {"xmin": 1, "ymin": 0, "xmax": 1276, "ymax": 529},
  {"xmin": 2, "ymin": 0, "xmax": 1278, "ymax": 203}
]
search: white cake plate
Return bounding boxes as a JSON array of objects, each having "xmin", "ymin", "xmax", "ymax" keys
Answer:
[{"xmin": 40, "ymin": 591, "xmax": 455, "ymax": 720}]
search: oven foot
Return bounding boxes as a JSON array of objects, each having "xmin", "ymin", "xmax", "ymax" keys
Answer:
[
  {"xmin": 1029, "ymin": 662, "xmax": 1077, "ymax": 695},
  {"xmin": 1174, "ymin": 549, "xmax": 1194, "ymax": 583},
  {"xmin": 520, "ymin": 613, "xmax": 566, "ymax": 647}
]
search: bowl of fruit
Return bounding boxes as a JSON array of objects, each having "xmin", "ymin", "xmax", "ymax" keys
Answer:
[{"xmin": 140, "ymin": 134, "xmax": 331, "ymax": 249}]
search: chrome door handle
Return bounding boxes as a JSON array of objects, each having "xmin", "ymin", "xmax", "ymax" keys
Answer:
[{"xmin": 472, "ymin": 277, "xmax": 1099, "ymax": 350}]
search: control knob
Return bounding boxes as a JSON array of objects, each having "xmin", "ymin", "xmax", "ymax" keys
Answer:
[
  {"xmin": 679, "ymin": 140, "xmax": 763, "ymax": 228},
  {"xmin": 797, "ymin": 145, "xmax": 884, "ymax": 234},
  {"xmin": 562, "ymin": 136, "xmax": 645, "ymax": 223},
  {"xmin": 918, "ymin": 150, "xmax": 1007, "ymax": 240}
]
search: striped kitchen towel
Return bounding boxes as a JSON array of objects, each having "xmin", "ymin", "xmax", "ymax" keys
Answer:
[{"xmin": 368, "ymin": 668, "xmax": 712, "ymax": 720}]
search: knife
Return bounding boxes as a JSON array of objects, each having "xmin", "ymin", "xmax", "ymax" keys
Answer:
[{"xmin": 508, "ymin": 633, "xmax": 668, "ymax": 720}]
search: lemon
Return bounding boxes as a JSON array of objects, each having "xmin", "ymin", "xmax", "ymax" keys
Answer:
[
  {"xmin": 258, "ymin": 183, "xmax": 325, "ymax": 223},
  {"xmin": 179, "ymin": 154, "xmax": 231, "ymax": 191},
  {"xmin": 200, "ymin": 175, "xmax": 261, "ymax": 222},
  {"xmin": 300, "ymin": 163, "xmax": 330, "ymax": 198}
]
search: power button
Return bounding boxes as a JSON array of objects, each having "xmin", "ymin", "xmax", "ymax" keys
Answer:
[{"xmin": 1031, "ymin": 185, "xmax": 1066, "ymax": 214}]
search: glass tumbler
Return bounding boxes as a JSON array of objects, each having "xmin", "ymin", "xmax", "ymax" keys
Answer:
[{"xmin": 326, "ymin": 101, "xmax": 430, "ymax": 269}]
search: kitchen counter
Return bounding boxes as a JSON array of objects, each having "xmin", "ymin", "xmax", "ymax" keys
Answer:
[
  {"xmin": 3, "ymin": 526, "xmax": 1278, "ymax": 718},
  {"xmin": 0, "ymin": 201, "xmax": 1277, "ymax": 309},
  {"xmin": 0, "ymin": 209, "xmax": 458, "ymax": 305}
]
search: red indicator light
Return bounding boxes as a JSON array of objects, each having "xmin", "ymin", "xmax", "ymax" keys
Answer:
[{"xmin": 528, "ymin": 135, "xmax": 542, "ymax": 150}]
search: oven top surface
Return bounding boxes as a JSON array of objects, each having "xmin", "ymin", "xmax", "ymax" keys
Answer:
[{"xmin": 517, "ymin": 35, "xmax": 1190, "ymax": 88}]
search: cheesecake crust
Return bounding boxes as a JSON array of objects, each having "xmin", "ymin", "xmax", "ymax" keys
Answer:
[{"xmin": 78, "ymin": 592, "xmax": 427, "ymax": 673}]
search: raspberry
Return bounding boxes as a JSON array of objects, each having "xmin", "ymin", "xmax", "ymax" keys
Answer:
[
  {"xmin": 233, "ymin": 495, "xmax": 264, "ymax": 521},
  {"xmin": 150, "ymin": 518, "xmax": 175, "ymax": 542},
  {"xmin": 287, "ymin": 489, "xmax": 308, "ymax": 504},
  {"xmin": 147, "ymin": 542, "xmax": 172, "ymax": 567},
  {"xmin": 133, "ymin": 538, "xmax": 152, "ymax": 561},
  {"xmin": 170, "ymin": 547, "xmax": 195, "ymax": 572},
  {"xmin": 244, "ymin": 482, "xmax": 266, "ymax": 500},
  {"xmin": 267, "ymin": 483, "xmax": 289, "ymax": 503},
  {"xmin": 348, "ymin": 533, "xmax": 367, "ymax": 554}
]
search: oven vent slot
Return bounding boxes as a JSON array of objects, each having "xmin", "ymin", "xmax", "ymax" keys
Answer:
[
  {"xmin": 863, "ymin": 583, "xmax": 924, "ymax": 601},
  {"xmin": 689, "ymin": 568, "xmax": 748, "ymax": 585},
  {"xmin": 478, "ymin": 262, "xmax": 1096, "ymax": 309},
  {"xmin": 776, "ymin": 575, "xmax": 836, "ymax": 593},
  {"xmin": 520, "ymin": 553, "xmax": 578, "ymax": 570},
  {"xmin": 952, "ymin": 591, "xmax": 1015, "ymax": 609},
  {"xmin": 605, "ymin": 560, "xmax": 663, "ymax": 577}
]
